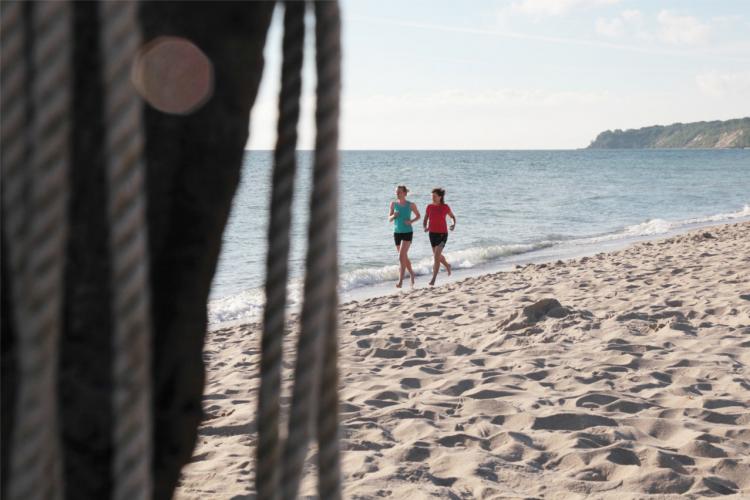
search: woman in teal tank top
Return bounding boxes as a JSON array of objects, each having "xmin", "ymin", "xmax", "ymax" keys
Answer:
[{"xmin": 388, "ymin": 185, "xmax": 421, "ymax": 288}]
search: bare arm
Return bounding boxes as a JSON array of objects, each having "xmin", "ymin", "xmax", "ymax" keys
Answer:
[
  {"xmin": 423, "ymin": 206, "xmax": 429, "ymax": 232},
  {"xmin": 388, "ymin": 201, "xmax": 396, "ymax": 222},
  {"xmin": 448, "ymin": 208, "xmax": 456, "ymax": 231},
  {"xmin": 408, "ymin": 202, "xmax": 421, "ymax": 225}
]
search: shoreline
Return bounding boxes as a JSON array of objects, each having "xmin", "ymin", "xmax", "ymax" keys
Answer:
[
  {"xmin": 180, "ymin": 220, "xmax": 750, "ymax": 498},
  {"xmin": 209, "ymin": 213, "xmax": 750, "ymax": 331},
  {"xmin": 342, "ymin": 216, "xmax": 748, "ymax": 306}
]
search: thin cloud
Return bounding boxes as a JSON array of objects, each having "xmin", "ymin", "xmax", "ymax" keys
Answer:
[
  {"xmin": 348, "ymin": 88, "xmax": 610, "ymax": 113},
  {"xmin": 595, "ymin": 17, "xmax": 625, "ymax": 37},
  {"xmin": 696, "ymin": 70, "xmax": 750, "ymax": 97},
  {"xmin": 657, "ymin": 10, "xmax": 711, "ymax": 46},
  {"xmin": 510, "ymin": 0, "xmax": 622, "ymax": 17},
  {"xmin": 596, "ymin": 9, "xmax": 644, "ymax": 38},
  {"xmin": 351, "ymin": 15, "xmax": 750, "ymax": 62}
]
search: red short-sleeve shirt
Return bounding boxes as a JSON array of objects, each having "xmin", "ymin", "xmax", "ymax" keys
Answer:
[{"xmin": 426, "ymin": 203, "xmax": 451, "ymax": 233}]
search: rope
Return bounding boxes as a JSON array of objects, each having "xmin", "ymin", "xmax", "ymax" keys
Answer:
[
  {"xmin": 313, "ymin": 2, "xmax": 343, "ymax": 499},
  {"xmin": 280, "ymin": 1, "xmax": 342, "ymax": 498},
  {"xmin": 2, "ymin": 1, "xmax": 70, "ymax": 498},
  {"xmin": 99, "ymin": 2, "xmax": 154, "ymax": 499},
  {"xmin": 256, "ymin": 2, "xmax": 306, "ymax": 499}
]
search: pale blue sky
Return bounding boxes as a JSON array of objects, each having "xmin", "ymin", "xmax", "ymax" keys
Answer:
[{"xmin": 247, "ymin": 0, "xmax": 750, "ymax": 149}]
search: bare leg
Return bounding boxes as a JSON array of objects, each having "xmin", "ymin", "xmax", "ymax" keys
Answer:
[
  {"xmin": 395, "ymin": 243, "xmax": 404, "ymax": 287},
  {"xmin": 400, "ymin": 240, "xmax": 415, "ymax": 287},
  {"xmin": 430, "ymin": 245, "xmax": 444, "ymax": 286},
  {"xmin": 439, "ymin": 254, "xmax": 451, "ymax": 275}
]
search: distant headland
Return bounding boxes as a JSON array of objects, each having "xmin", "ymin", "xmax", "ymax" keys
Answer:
[{"xmin": 587, "ymin": 117, "xmax": 750, "ymax": 149}]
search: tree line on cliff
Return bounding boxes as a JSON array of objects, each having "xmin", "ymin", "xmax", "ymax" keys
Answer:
[{"xmin": 587, "ymin": 117, "xmax": 750, "ymax": 149}]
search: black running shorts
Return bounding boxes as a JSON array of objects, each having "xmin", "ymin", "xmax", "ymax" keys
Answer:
[
  {"xmin": 429, "ymin": 232, "xmax": 448, "ymax": 248},
  {"xmin": 394, "ymin": 232, "xmax": 413, "ymax": 246}
]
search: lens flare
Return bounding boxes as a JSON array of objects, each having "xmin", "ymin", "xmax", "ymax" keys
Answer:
[{"xmin": 132, "ymin": 36, "xmax": 214, "ymax": 115}]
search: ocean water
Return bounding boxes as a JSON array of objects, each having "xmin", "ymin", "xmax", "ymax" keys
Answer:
[{"xmin": 209, "ymin": 149, "xmax": 750, "ymax": 326}]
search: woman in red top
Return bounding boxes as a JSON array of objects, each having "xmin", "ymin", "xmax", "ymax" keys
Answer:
[{"xmin": 423, "ymin": 187, "xmax": 456, "ymax": 286}]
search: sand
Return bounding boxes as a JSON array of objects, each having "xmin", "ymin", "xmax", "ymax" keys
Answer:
[{"xmin": 175, "ymin": 222, "xmax": 750, "ymax": 499}]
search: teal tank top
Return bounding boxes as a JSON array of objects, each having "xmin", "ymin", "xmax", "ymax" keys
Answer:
[{"xmin": 393, "ymin": 200, "xmax": 413, "ymax": 233}]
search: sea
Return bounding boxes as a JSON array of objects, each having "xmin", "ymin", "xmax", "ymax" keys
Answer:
[{"xmin": 209, "ymin": 149, "xmax": 750, "ymax": 327}]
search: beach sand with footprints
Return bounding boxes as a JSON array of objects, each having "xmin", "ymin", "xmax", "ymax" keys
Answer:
[{"xmin": 176, "ymin": 221, "xmax": 750, "ymax": 499}]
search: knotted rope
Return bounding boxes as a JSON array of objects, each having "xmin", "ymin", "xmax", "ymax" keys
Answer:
[
  {"xmin": 256, "ymin": 2, "xmax": 306, "ymax": 499},
  {"xmin": 2, "ymin": 1, "xmax": 70, "ymax": 498},
  {"xmin": 99, "ymin": 2, "xmax": 154, "ymax": 499}
]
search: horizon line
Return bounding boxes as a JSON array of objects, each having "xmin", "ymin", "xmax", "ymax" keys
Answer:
[
  {"xmin": 245, "ymin": 148, "xmax": 586, "ymax": 152},
  {"xmin": 244, "ymin": 147, "xmax": 748, "ymax": 152}
]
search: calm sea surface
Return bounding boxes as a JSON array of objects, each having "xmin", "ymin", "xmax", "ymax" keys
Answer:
[{"xmin": 209, "ymin": 150, "xmax": 750, "ymax": 325}]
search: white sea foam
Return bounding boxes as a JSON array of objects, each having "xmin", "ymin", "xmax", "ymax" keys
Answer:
[
  {"xmin": 209, "ymin": 241, "xmax": 552, "ymax": 325},
  {"xmin": 685, "ymin": 203, "xmax": 750, "ymax": 224},
  {"xmin": 208, "ymin": 288, "xmax": 266, "ymax": 325},
  {"xmin": 583, "ymin": 204, "xmax": 750, "ymax": 243},
  {"xmin": 338, "ymin": 241, "xmax": 552, "ymax": 290},
  {"xmin": 208, "ymin": 204, "xmax": 750, "ymax": 327},
  {"xmin": 585, "ymin": 219, "xmax": 673, "ymax": 243}
]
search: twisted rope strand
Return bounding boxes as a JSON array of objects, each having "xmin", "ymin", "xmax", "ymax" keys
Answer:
[
  {"xmin": 281, "ymin": 1, "xmax": 342, "ymax": 498},
  {"xmin": 99, "ymin": 2, "xmax": 154, "ymax": 499},
  {"xmin": 1, "ymin": 2, "xmax": 31, "ymax": 276},
  {"xmin": 257, "ymin": 2, "xmax": 306, "ymax": 499},
  {"xmin": 3, "ymin": 2, "xmax": 70, "ymax": 499},
  {"xmin": 313, "ymin": 3, "xmax": 343, "ymax": 498}
]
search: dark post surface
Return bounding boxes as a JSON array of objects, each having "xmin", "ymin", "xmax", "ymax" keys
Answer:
[
  {"xmin": 2, "ymin": 3, "xmax": 274, "ymax": 498},
  {"xmin": 59, "ymin": 2, "xmax": 115, "ymax": 498},
  {"xmin": 139, "ymin": 2, "xmax": 274, "ymax": 498}
]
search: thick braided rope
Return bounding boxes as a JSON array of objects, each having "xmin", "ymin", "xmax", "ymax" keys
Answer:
[
  {"xmin": 256, "ymin": 3, "xmax": 306, "ymax": 499},
  {"xmin": 280, "ymin": 1, "xmax": 342, "ymax": 498},
  {"xmin": 99, "ymin": 2, "xmax": 154, "ymax": 499},
  {"xmin": 313, "ymin": 2, "xmax": 343, "ymax": 499},
  {"xmin": 3, "ymin": 2, "xmax": 70, "ymax": 499}
]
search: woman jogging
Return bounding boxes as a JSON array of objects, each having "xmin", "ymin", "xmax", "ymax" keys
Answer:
[
  {"xmin": 423, "ymin": 187, "xmax": 456, "ymax": 286},
  {"xmin": 389, "ymin": 185, "xmax": 421, "ymax": 288}
]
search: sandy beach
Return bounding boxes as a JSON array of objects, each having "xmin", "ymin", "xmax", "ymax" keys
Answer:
[{"xmin": 176, "ymin": 221, "xmax": 750, "ymax": 499}]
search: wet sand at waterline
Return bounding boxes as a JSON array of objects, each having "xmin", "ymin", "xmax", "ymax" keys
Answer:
[{"xmin": 176, "ymin": 221, "xmax": 750, "ymax": 499}]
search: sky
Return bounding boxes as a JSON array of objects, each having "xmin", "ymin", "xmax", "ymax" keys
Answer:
[{"xmin": 246, "ymin": 0, "xmax": 750, "ymax": 150}]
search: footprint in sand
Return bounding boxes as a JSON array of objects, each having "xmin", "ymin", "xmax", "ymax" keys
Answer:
[
  {"xmin": 373, "ymin": 390, "xmax": 408, "ymax": 401},
  {"xmin": 400, "ymin": 359, "xmax": 431, "ymax": 367},
  {"xmin": 438, "ymin": 433, "xmax": 487, "ymax": 449},
  {"xmin": 702, "ymin": 476, "xmax": 740, "ymax": 495},
  {"xmin": 372, "ymin": 348, "xmax": 407, "ymax": 359},
  {"xmin": 575, "ymin": 393, "xmax": 618, "ymax": 408},
  {"xmin": 442, "ymin": 379, "xmax": 475, "ymax": 396},
  {"xmin": 606, "ymin": 447, "xmax": 641, "ymax": 466},
  {"xmin": 414, "ymin": 310, "xmax": 443, "ymax": 319},
  {"xmin": 364, "ymin": 399, "xmax": 398, "ymax": 408},
  {"xmin": 570, "ymin": 431, "xmax": 613, "ymax": 449},
  {"xmin": 689, "ymin": 436, "xmax": 731, "ymax": 457},
  {"xmin": 402, "ymin": 444, "xmax": 431, "ymax": 462},
  {"xmin": 420, "ymin": 366, "xmax": 444, "ymax": 375},
  {"xmin": 400, "ymin": 377, "xmax": 421, "ymax": 389},
  {"xmin": 352, "ymin": 326, "xmax": 379, "ymax": 336},
  {"xmin": 525, "ymin": 370, "xmax": 549, "ymax": 381},
  {"xmin": 531, "ymin": 413, "xmax": 618, "ymax": 431},
  {"xmin": 605, "ymin": 400, "xmax": 652, "ymax": 414},
  {"xmin": 703, "ymin": 399, "xmax": 747, "ymax": 410},
  {"xmin": 466, "ymin": 389, "xmax": 516, "ymax": 399},
  {"xmin": 454, "ymin": 344, "xmax": 475, "ymax": 356}
]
